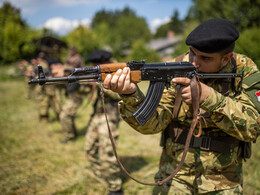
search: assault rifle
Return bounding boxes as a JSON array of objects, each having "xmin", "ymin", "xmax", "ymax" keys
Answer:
[{"xmin": 29, "ymin": 60, "xmax": 243, "ymax": 126}]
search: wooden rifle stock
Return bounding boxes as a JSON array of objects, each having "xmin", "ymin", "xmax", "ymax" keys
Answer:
[{"xmin": 99, "ymin": 63, "xmax": 142, "ymax": 83}]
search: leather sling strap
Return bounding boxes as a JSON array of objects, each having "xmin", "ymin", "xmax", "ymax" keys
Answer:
[
  {"xmin": 99, "ymin": 75, "xmax": 203, "ymax": 186},
  {"xmin": 172, "ymin": 86, "xmax": 182, "ymax": 119}
]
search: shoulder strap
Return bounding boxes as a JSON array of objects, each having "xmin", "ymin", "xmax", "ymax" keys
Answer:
[
  {"xmin": 172, "ymin": 54, "xmax": 186, "ymax": 118},
  {"xmin": 100, "ymin": 75, "xmax": 203, "ymax": 186}
]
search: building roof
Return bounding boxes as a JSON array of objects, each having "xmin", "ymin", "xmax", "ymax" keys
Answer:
[{"xmin": 147, "ymin": 36, "xmax": 181, "ymax": 56}]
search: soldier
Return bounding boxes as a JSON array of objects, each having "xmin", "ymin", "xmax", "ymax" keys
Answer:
[
  {"xmin": 59, "ymin": 46, "xmax": 86, "ymax": 143},
  {"xmin": 85, "ymin": 50, "xmax": 124, "ymax": 195},
  {"xmin": 103, "ymin": 18, "xmax": 260, "ymax": 194},
  {"xmin": 66, "ymin": 46, "xmax": 84, "ymax": 68},
  {"xmin": 44, "ymin": 59, "xmax": 64, "ymax": 120},
  {"xmin": 24, "ymin": 58, "xmax": 37, "ymax": 99},
  {"xmin": 35, "ymin": 52, "xmax": 62, "ymax": 122}
]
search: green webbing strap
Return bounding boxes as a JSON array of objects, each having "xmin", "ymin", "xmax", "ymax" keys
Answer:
[{"xmin": 243, "ymin": 72, "xmax": 260, "ymax": 113}]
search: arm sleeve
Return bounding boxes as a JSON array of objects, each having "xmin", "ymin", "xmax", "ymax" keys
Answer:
[{"xmin": 200, "ymin": 87, "xmax": 260, "ymax": 142}]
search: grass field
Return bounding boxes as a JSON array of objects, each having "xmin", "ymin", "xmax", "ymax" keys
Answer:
[{"xmin": 0, "ymin": 65, "xmax": 260, "ymax": 195}]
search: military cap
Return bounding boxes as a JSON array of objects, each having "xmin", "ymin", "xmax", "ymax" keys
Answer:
[
  {"xmin": 47, "ymin": 58, "xmax": 63, "ymax": 66},
  {"xmin": 37, "ymin": 52, "xmax": 46, "ymax": 59},
  {"xmin": 88, "ymin": 50, "xmax": 112, "ymax": 63},
  {"xmin": 69, "ymin": 46, "xmax": 77, "ymax": 51},
  {"xmin": 185, "ymin": 18, "xmax": 239, "ymax": 53}
]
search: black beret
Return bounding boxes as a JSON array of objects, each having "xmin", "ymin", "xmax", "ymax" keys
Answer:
[
  {"xmin": 37, "ymin": 52, "xmax": 46, "ymax": 59},
  {"xmin": 47, "ymin": 58, "xmax": 63, "ymax": 66},
  {"xmin": 185, "ymin": 18, "xmax": 239, "ymax": 53},
  {"xmin": 88, "ymin": 50, "xmax": 112, "ymax": 63}
]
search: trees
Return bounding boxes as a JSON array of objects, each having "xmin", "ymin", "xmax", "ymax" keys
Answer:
[
  {"xmin": 127, "ymin": 40, "xmax": 161, "ymax": 63},
  {"xmin": 236, "ymin": 27, "xmax": 260, "ymax": 68},
  {"xmin": 65, "ymin": 25, "xmax": 103, "ymax": 62},
  {"xmin": 184, "ymin": 0, "xmax": 260, "ymax": 69},
  {"xmin": 154, "ymin": 10, "xmax": 184, "ymax": 38},
  {"xmin": 92, "ymin": 7, "xmax": 152, "ymax": 58},
  {"xmin": 187, "ymin": 0, "xmax": 260, "ymax": 31},
  {"xmin": 0, "ymin": 2, "xmax": 41, "ymax": 64}
]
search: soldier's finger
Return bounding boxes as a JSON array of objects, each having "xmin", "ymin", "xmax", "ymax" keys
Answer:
[
  {"xmin": 103, "ymin": 74, "xmax": 112, "ymax": 89},
  {"xmin": 117, "ymin": 67, "xmax": 128, "ymax": 91},
  {"xmin": 183, "ymin": 98, "xmax": 192, "ymax": 105},
  {"xmin": 110, "ymin": 69, "xmax": 122, "ymax": 91},
  {"xmin": 180, "ymin": 86, "xmax": 191, "ymax": 94},
  {"xmin": 181, "ymin": 93, "xmax": 191, "ymax": 100},
  {"xmin": 172, "ymin": 77, "xmax": 191, "ymax": 86}
]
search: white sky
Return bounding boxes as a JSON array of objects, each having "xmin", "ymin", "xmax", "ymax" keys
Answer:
[{"xmin": 1, "ymin": 0, "xmax": 192, "ymax": 35}]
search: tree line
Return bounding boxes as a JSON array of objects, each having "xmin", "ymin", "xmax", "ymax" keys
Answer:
[{"xmin": 0, "ymin": 0, "xmax": 259, "ymax": 68}]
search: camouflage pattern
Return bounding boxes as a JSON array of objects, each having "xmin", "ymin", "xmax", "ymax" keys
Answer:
[
  {"xmin": 34, "ymin": 61, "xmax": 63, "ymax": 121},
  {"xmin": 118, "ymin": 52, "xmax": 260, "ymax": 194},
  {"xmin": 59, "ymin": 52, "xmax": 85, "ymax": 139},
  {"xmin": 59, "ymin": 91, "xmax": 84, "ymax": 140},
  {"xmin": 34, "ymin": 84, "xmax": 63, "ymax": 121},
  {"xmin": 85, "ymin": 85, "xmax": 122, "ymax": 192},
  {"xmin": 24, "ymin": 63, "xmax": 36, "ymax": 99},
  {"xmin": 65, "ymin": 53, "xmax": 84, "ymax": 68}
]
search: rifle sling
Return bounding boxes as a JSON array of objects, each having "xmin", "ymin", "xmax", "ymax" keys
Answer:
[{"xmin": 100, "ymin": 76, "xmax": 202, "ymax": 186}]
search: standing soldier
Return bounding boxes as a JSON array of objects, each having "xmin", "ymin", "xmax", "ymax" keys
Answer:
[
  {"xmin": 103, "ymin": 19, "xmax": 260, "ymax": 194},
  {"xmin": 34, "ymin": 52, "xmax": 50, "ymax": 122},
  {"xmin": 85, "ymin": 50, "xmax": 124, "ymax": 195},
  {"xmin": 59, "ymin": 46, "xmax": 86, "ymax": 143},
  {"xmin": 45, "ymin": 59, "xmax": 64, "ymax": 121},
  {"xmin": 66, "ymin": 46, "xmax": 84, "ymax": 68}
]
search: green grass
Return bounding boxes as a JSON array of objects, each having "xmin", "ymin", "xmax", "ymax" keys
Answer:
[{"xmin": 0, "ymin": 65, "xmax": 259, "ymax": 194}]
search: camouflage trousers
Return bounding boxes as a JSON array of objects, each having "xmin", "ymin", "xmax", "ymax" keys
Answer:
[
  {"xmin": 24, "ymin": 77, "xmax": 35, "ymax": 99},
  {"xmin": 152, "ymin": 179, "xmax": 243, "ymax": 195},
  {"xmin": 85, "ymin": 114, "xmax": 122, "ymax": 191},
  {"xmin": 152, "ymin": 147, "xmax": 243, "ymax": 195},
  {"xmin": 59, "ymin": 92, "xmax": 83, "ymax": 139},
  {"xmin": 35, "ymin": 85, "xmax": 63, "ymax": 121}
]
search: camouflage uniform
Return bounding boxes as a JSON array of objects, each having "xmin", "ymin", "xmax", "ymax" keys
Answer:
[
  {"xmin": 85, "ymin": 86, "xmax": 122, "ymax": 192},
  {"xmin": 34, "ymin": 61, "xmax": 63, "ymax": 121},
  {"xmin": 118, "ymin": 53, "xmax": 260, "ymax": 194},
  {"xmin": 59, "ymin": 84, "xmax": 92, "ymax": 140},
  {"xmin": 65, "ymin": 52, "xmax": 84, "ymax": 68},
  {"xmin": 59, "ymin": 52, "xmax": 85, "ymax": 141},
  {"xmin": 24, "ymin": 63, "xmax": 36, "ymax": 99}
]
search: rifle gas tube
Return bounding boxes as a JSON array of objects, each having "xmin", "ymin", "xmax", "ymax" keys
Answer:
[{"xmin": 29, "ymin": 61, "xmax": 243, "ymax": 126}]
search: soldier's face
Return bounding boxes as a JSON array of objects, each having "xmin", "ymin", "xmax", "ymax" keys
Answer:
[{"xmin": 189, "ymin": 47, "xmax": 228, "ymax": 73}]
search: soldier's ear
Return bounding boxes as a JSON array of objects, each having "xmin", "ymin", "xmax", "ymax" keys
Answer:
[{"xmin": 221, "ymin": 52, "xmax": 233, "ymax": 67}]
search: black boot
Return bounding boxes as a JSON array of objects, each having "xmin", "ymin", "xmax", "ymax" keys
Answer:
[{"xmin": 108, "ymin": 189, "xmax": 124, "ymax": 195}]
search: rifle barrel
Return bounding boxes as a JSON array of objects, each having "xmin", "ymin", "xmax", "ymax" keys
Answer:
[
  {"xmin": 29, "ymin": 74, "xmax": 99, "ymax": 84},
  {"xmin": 196, "ymin": 72, "xmax": 243, "ymax": 78}
]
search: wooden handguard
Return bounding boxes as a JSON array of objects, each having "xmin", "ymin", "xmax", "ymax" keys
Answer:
[{"xmin": 100, "ymin": 63, "xmax": 142, "ymax": 83}]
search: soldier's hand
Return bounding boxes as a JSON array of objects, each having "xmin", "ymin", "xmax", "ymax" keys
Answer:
[
  {"xmin": 103, "ymin": 67, "xmax": 137, "ymax": 95},
  {"xmin": 172, "ymin": 77, "xmax": 211, "ymax": 104}
]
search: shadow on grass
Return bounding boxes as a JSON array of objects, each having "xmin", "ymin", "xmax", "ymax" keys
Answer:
[
  {"xmin": 53, "ymin": 156, "xmax": 148, "ymax": 194},
  {"xmin": 119, "ymin": 155, "xmax": 148, "ymax": 182},
  {"xmin": 53, "ymin": 175, "xmax": 105, "ymax": 195},
  {"xmin": 77, "ymin": 126, "xmax": 88, "ymax": 137}
]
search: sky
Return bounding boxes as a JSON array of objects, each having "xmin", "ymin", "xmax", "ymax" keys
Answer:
[{"xmin": 1, "ymin": 0, "xmax": 193, "ymax": 35}]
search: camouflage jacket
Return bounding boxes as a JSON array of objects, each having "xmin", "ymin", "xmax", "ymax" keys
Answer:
[
  {"xmin": 118, "ymin": 52, "xmax": 260, "ymax": 192},
  {"xmin": 65, "ymin": 53, "xmax": 84, "ymax": 68}
]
